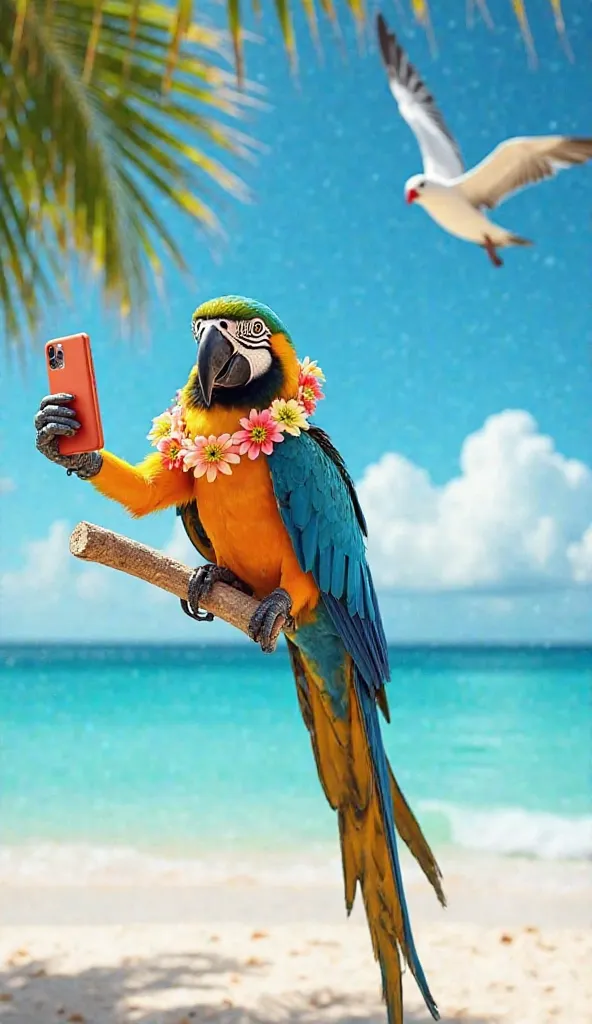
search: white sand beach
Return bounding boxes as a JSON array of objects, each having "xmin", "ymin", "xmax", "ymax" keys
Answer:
[{"xmin": 1, "ymin": 854, "xmax": 590, "ymax": 1023}]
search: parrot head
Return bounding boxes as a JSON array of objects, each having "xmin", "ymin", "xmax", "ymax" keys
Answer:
[{"xmin": 186, "ymin": 295, "xmax": 299, "ymax": 410}]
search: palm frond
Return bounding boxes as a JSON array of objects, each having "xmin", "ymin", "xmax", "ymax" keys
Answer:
[
  {"xmin": 228, "ymin": 0, "xmax": 573, "ymax": 80},
  {"xmin": 0, "ymin": 0, "xmax": 259, "ymax": 349},
  {"xmin": 0, "ymin": 0, "xmax": 575, "ymax": 349}
]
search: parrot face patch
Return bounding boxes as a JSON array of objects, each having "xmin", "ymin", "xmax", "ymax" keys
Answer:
[
  {"xmin": 192, "ymin": 316, "xmax": 274, "ymax": 405},
  {"xmin": 193, "ymin": 316, "xmax": 272, "ymax": 377}
]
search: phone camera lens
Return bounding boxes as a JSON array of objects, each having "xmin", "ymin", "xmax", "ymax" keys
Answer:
[
  {"xmin": 56, "ymin": 350, "xmax": 64, "ymax": 363},
  {"xmin": 48, "ymin": 346, "xmax": 55, "ymax": 359}
]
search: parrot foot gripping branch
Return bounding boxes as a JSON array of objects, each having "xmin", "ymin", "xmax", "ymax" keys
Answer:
[{"xmin": 69, "ymin": 522, "xmax": 290, "ymax": 651}]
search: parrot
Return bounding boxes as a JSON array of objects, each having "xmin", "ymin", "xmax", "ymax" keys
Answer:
[{"xmin": 34, "ymin": 295, "xmax": 446, "ymax": 1023}]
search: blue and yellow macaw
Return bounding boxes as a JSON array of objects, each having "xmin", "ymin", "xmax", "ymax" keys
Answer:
[{"xmin": 34, "ymin": 295, "xmax": 445, "ymax": 1024}]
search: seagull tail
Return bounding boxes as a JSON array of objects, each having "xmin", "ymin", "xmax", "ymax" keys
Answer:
[{"xmin": 506, "ymin": 233, "xmax": 533, "ymax": 247}]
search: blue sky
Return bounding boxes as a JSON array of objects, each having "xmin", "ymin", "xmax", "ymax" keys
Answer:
[{"xmin": 1, "ymin": 1, "xmax": 591, "ymax": 642}]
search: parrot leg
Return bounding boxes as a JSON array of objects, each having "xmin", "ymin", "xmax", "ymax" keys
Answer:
[
  {"xmin": 248, "ymin": 588, "xmax": 293, "ymax": 653},
  {"xmin": 181, "ymin": 564, "xmax": 253, "ymax": 622}
]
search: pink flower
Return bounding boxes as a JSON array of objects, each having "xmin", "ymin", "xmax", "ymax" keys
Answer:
[
  {"xmin": 169, "ymin": 403, "xmax": 185, "ymax": 434},
  {"xmin": 298, "ymin": 373, "xmax": 324, "ymax": 414},
  {"xmin": 232, "ymin": 408, "xmax": 285, "ymax": 460},
  {"xmin": 182, "ymin": 433, "xmax": 240, "ymax": 482},
  {"xmin": 157, "ymin": 433, "xmax": 185, "ymax": 469}
]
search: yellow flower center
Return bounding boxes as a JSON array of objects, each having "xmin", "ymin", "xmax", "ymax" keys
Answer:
[
  {"xmin": 251, "ymin": 425, "xmax": 267, "ymax": 442},
  {"xmin": 204, "ymin": 442, "xmax": 223, "ymax": 462}
]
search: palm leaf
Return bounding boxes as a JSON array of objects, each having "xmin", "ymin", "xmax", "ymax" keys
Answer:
[
  {"xmin": 229, "ymin": 0, "xmax": 572, "ymax": 79},
  {"xmin": 1, "ymin": 0, "xmax": 258, "ymax": 350},
  {"xmin": 0, "ymin": 0, "xmax": 574, "ymax": 349}
]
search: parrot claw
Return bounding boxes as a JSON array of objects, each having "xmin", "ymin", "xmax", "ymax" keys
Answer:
[
  {"xmin": 34, "ymin": 393, "xmax": 102, "ymax": 479},
  {"xmin": 181, "ymin": 563, "xmax": 253, "ymax": 622},
  {"xmin": 248, "ymin": 587, "xmax": 293, "ymax": 654}
]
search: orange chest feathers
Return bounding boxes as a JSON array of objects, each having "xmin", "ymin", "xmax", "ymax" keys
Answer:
[
  {"xmin": 192, "ymin": 454, "xmax": 287, "ymax": 596},
  {"xmin": 184, "ymin": 405, "xmax": 318, "ymax": 612}
]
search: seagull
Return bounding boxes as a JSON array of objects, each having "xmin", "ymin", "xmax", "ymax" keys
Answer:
[{"xmin": 376, "ymin": 13, "xmax": 592, "ymax": 267}]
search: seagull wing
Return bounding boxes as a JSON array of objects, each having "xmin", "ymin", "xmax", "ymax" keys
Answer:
[
  {"xmin": 376, "ymin": 13, "xmax": 464, "ymax": 180},
  {"xmin": 458, "ymin": 136, "xmax": 592, "ymax": 210}
]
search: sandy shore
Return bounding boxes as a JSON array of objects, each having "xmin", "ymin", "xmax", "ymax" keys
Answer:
[
  {"xmin": 0, "ymin": 856, "xmax": 590, "ymax": 1023},
  {"xmin": 0, "ymin": 919, "xmax": 590, "ymax": 1024}
]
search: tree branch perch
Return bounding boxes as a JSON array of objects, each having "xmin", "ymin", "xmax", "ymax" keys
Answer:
[{"xmin": 69, "ymin": 521, "xmax": 286, "ymax": 648}]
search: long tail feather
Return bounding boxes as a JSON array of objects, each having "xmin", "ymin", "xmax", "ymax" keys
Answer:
[
  {"xmin": 287, "ymin": 639, "xmax": 441, "ymax": 1024},
  {"xmin": 389, "ymin": 767, "xmax": 446, "ymax": 907},
  {"xmin": 288, "ymin": 639, "xmax": 444, "ymax": 905},
  {"xmin": 354, "ymin": 668, "xmax": 440, "ymax": 1020}
]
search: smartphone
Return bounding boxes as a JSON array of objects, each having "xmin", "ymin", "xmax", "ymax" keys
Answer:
[{"xmin": 45, "ymin": 333, "xmax": 104, "ymax": 456}]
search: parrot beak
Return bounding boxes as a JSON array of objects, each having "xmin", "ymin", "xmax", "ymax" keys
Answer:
[
  {"xmin": 197, "ymin": 323, "xmax": 251, "ymax": 407},
  {"xmin": 406, "ymin": 188, "xmax": 419, "ymax": 204}
]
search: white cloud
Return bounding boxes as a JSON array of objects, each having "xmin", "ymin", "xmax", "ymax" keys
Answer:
[
  {"xmin": 0, "ymin": 520, "xmax": 110, "ymax": 615},
  {"xmin": 568, "ymin": 526, "xmax": 592, "ymax": 584},
  {"xmin": 0, "ymin": 477, "xmax": 15, "ymax": 494},
  {"xmin": 358, "ymin": 410, "xmax": 592, "ymax": 591},
  {"xmin": 0, "ymin": 516, "xmax": 224, "ymax": 641},
  {"xmin": 1, "ymin": 519, "xmax": 71, "ymax": 597},
  {"xmin": 2, "ymin": 410, "xmax": 590, "ymax": 643},
  {"xmin": 0, "ymin": 517, "xmax": 200, "ymax": 616}
]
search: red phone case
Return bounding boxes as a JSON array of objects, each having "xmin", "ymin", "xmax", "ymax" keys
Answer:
[{"xmin": 45, "ymin": 333, "xmax": 104, "ymax": 455}]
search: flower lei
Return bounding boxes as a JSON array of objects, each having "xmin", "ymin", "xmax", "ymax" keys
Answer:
[{"xmin": 147, "ymin": 358, "xmax": 325, "ymax": 483}]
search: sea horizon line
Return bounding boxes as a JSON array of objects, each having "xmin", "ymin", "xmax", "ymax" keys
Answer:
[{"xmin": 1, "ymin": 640, "xmax": 591, "ymax": 652}]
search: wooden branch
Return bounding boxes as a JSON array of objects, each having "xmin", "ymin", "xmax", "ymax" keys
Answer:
[{"xmin": 69, "ymin": 521, "xmax": 285, "ymax": 648}]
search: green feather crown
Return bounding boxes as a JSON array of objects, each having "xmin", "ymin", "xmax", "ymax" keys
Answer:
[{"xmin": 192, "ymin": 295, "xmax": 291, "ymax": 342}]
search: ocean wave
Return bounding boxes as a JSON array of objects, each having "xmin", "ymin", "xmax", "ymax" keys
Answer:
[
  {"xmin": 1, "ymin": 807, "xmax": 590, "ymax": 887},
  {"xmin": 419, "ymin": 801, "xmax": 592, "ymax": 861},
  {"xmin": 0, "ymin": 842, "xmax": 345, "ymax": 887}
]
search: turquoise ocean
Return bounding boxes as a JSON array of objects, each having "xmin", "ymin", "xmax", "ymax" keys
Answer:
[{"xmin": 1, "ymin": 643, "xmax": 590, "ymax": 885}]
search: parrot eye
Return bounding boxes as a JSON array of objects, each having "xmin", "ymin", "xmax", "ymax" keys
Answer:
[
  {"xmin": 235, "ymin": 317, "xmax": 270, "ymax": 348},
  {"xmin": 192, "ymin": 319, "xmax": 201, "ymax": 342}
]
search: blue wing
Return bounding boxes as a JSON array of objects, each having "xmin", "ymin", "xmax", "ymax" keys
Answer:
[
  {"xmin": 268, "ymin": 427, "xmax": 390, "ymax": 696},
  {"xmin": 269, "ymin": 428, "xmax": 441, "ymax": 1020}
]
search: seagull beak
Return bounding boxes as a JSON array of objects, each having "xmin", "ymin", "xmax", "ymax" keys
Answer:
[{"xmin": 406, "ymin": 188, "xmax": 419, "ymax": 205}]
